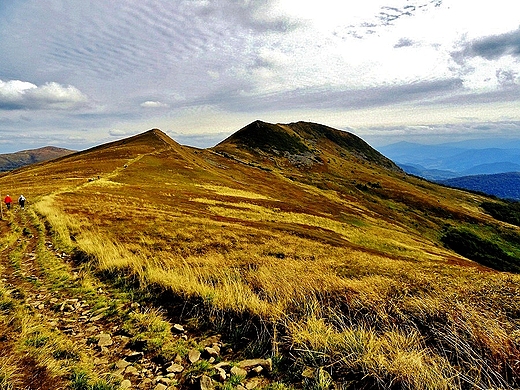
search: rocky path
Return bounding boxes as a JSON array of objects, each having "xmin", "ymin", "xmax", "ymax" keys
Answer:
[{"xmin": 0, "ymin": 208, "xmax": 276, "ymax": 390}]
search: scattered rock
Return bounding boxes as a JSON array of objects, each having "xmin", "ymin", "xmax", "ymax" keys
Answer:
[
  {"xmin": 97, "ymin": 333, "xmax": 113, "ymax": 348},
  {"xmin": 200, "ymin": 375, "xmax": 215, "ymax": 390},
  {"xmin": 230, "ymin": 366, "xmax": 248, "ymax": 378},
  {"xmin": 202, "ymin": 335, "xmax": 221, "ymax": 346},
  {"xmin": 245, "ymin": 378, "xmax": 263, "ymax": 390},
  {"xmin": 214, "ymin": 367, "xmax": 227, "ymax": 382},
  {"xmin": 115, "ymin": 359, "xmax": 131, "ymax": 370},
  {"xmin": 161, "ymin": 377, "xmax": 176, "ymax": 386},
  {"xmin": 211, "ymin": 343, "xmax": 221, "ymax": 355},
  {"xmin": 188, "ymin": 348, "xmax": 201, "ymax": 363},
  {"xmin": 172, "ymin": 323, "xmax": 185, "ymax": 333},
  {"xmin": 120, "ymin": 379, "xmax": 132, "ymax": 389},
  {"xmin": 204, "ymin": 346, "xmax": 219, "ymax": 358},
  {"xmin": 214, "ymin": 362, "xmax": 230, "ymax": 370},
  {"xmin": 126, "ymin": 351, "xmax": 144, "ymax": 362},
  {"xmin": 237, "ymin": 358, "xmax": 272, "ymax": 372},
  {"xmin": 153, "ymin": 384, "xmax": 167, "ymax": 390},
  {"xmin": 166, "ymin": 363, "xmax": 184, "ymax": 373}
]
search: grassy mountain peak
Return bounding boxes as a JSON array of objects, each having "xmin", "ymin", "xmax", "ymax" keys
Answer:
[
  {"xmin": 214, "ymin": 120, "xmax": 400, "ymax": 171},
  {"xmin": 0, "ymin": 122, "xmax": 519, "ymax": 389},
  {"xmin": 216, "ymin": 120, "xmax": 310, "ymax": 155}
]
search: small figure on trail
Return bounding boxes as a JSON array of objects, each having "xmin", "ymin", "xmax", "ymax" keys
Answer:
[
  {"xmin": 18, "ymin": 195, "xmax": 25, "ymax": 210},
  {"xmin": 4, "ymin": 195, "xmax": 12, "ymax": 210}
]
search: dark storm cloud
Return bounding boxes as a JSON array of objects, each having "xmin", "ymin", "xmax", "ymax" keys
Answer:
[{"xmin": 460, "ymin": 28, "xmax": 520, "ymax": 60}]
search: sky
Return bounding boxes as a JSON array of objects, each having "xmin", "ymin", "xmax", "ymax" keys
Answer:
[{"xmin": 0, "ymin": 0, "xmax": 520, "ymax": 152}]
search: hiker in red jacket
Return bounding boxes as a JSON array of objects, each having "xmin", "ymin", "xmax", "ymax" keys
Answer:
[{"xmin": 4, "ymin": 195, "xmax": 12, "ymax": 210}]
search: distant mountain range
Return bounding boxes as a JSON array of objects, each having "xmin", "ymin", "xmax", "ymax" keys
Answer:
[
  {"xmin": 377, "ymin": 139, "xmax": 520, "ymax": 179},
  {"xmin": 0, "ymin": 146, "xmax": 75, "ymax": 171},
  {"xmin": 377, "ymin": 139, "xmax": 520, "ymax": 200}
]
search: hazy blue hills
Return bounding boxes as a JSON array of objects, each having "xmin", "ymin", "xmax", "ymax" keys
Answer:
[
  {"xmin": 377, "ymin": 139, "xmax": 520, "ymax": 180},
  {"xmin": 376, "ymin": 139, "xmax": 520, "ymax": 200}
]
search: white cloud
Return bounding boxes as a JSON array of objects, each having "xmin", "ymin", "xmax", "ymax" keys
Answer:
[
  {"xmin": 0, "ymin": 80, "xmax": 37, "ymax": 104},
  {"xmin": 0, "ymin": 0, "xmax": 520, "ymax": 152},
  {"xmin": 109, "ymin": 129, "xmax": 128, "ymax": 136},
  {"xmin": 0, "ymin": 79, "xmax": 89, "ymax": 110},
  {"xmin": 140, "ymin": 101, "xmax": 169, "ymax": 108}
]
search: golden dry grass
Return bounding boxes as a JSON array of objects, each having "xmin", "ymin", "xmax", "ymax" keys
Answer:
[{"xmin": 1, "ymin": 128, "xmax": 519, "ymax": 389}]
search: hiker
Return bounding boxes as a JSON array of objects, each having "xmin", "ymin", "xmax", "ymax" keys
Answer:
[
  {"xmin": 18, "ymin": 195, "xmax": 25, "ymax": 209},
  {"xmin": 4, "ymin": 195, "xmax": 11, "ymax": 210}
]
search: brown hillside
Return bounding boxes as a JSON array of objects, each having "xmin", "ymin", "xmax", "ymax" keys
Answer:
[
  {"xmin": 0, "ymin": 122, "xmax": 518, "ymax": 389},
  {"xmin": 0, "ymin": 129, "xmax": 207, "ymax": 198},
  {"xmin": 0, "ymin": 146, "xmax": 75, "ymax": 172}
]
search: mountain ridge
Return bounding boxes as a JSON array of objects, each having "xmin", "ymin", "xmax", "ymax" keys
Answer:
[
  {"xmin": 440, "ymin": 171, "xmax": 520, "ymax": 200},
  {"xmin": 0, "ymin": 145, "xmax": 75, "ymax": 172},
  {"xmin": 0, "ymin": 121, "xmax": 519, "ymax": 389}
]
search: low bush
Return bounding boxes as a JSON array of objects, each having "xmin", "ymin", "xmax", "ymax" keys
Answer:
[
  {"xmin": 441, "ymin": 228, "xmax": 520, "ymax": 272},
  {"xmin": 481, "ymin": 200, "xmax": 520, "ymax": 226}
]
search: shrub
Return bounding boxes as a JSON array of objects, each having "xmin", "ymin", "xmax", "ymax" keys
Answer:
[
  {"xmin": 481, "ymin": 201, "xmax": 520, "ymax": 226},
  {"xmin": 441, "ymin": 228, "xmax": 520, "ymax": 272}
]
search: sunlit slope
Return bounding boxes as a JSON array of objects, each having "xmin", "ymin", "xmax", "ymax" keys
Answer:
[
  {"xmin": 1, "ymin": 122, "xmax": 519, "ymax": 388},
  {"xmin": 212, "ymin": 121, "xmax": 499, "ymax": 245},
  {"xmin": 0, "ymin": 122, "xmax": 512, "ymax": 270},
  {"xmin": 0, "ymin": 129, "xmax": 186, "ymax": 198}
]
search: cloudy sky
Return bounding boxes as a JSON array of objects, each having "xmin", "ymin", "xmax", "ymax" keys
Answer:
[{"xmin": 0, "ymin": 0, "xmax": 519, "ymax": 152}]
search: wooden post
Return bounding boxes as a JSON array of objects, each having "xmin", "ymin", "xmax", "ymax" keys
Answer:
[{"xmin": 0, "ymin": 193, "xmax": 3, "ymax": 220}]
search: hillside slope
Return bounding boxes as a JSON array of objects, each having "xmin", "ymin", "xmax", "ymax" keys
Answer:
[{"xmin": 0, "ymin": 122, "xmax": 519, "ymax": 389}]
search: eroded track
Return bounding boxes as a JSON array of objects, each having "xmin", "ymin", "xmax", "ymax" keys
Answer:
[{"xmin": 0, "ymin": 207, "xmax": 136, "ymax": 389}]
